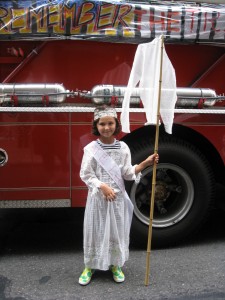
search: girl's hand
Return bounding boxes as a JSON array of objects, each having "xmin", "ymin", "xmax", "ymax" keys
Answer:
[
  {"xmin": 100, "ymin": 183, "xmax": 116, "ymax": 202},
  {"xmin": 145, "ymin": 153, "xmax": 159, "ymax": 166}
]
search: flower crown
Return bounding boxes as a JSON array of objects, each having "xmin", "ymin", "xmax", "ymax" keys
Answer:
[{"xmin": 94, "ymin": 107, "xmax": 117, "ymax": 120}]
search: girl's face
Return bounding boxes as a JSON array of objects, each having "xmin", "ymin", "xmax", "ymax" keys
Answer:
[{"xmin": 97, "ymin": 116, "xmax": 116, "ymax": 142}]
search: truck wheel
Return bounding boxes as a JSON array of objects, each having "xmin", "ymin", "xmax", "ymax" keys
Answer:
[{"xmin": 128, "ymin": 137, "xmax": 215, "ymax": 248}]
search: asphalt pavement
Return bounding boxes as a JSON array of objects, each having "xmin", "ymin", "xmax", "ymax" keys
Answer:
[{"xmin": 0, "ymin": 206, "xmax": 225, "ymax": 300}]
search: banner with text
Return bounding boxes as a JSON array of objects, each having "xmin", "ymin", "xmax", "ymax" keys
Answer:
[{"xmin": 0, "ymin": 0, "xmax": 225, "ymax": 44}]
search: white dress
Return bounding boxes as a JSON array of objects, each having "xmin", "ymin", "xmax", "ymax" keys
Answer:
[{"xmin": 80, "ymin": 139, "xmax": 139, "ymax": 270}]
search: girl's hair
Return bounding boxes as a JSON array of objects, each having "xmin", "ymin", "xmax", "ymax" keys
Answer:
[{"xmin": 92, "ymin": 118, "xmax": 121, "ymax": 136}]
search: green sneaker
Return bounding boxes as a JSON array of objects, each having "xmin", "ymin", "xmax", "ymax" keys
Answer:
[
  {"xmin": 111, "ymin": 265, "xmax": 125, "ymax": 283},
  {"xmin": 78, "ymin": 268, "xmax": 94, "ymax": 286}
]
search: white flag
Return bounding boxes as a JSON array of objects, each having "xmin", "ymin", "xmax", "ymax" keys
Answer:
[{"xmin": 120, "ymin": 36, "xmax": 177, "ymax": 134}]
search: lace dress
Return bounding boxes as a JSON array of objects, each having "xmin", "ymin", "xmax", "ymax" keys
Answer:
[{"xmin": 80, "ymin": 139, "xmax": 140, "ymax": 270}]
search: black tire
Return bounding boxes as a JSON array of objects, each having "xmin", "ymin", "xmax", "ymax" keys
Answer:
[{"xmin": 127, "ymin": 137, "xmax": 215, "ymax": 248}]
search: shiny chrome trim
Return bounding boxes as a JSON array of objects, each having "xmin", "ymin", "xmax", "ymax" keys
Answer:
[
  {"xmin": 0, "ymin": 83, "xmax": 69, "ymax": 104},
  {"xmin": 81, "ymin": 85, "xmax": 217, "ymax": 107},
  {"xmin": 0, "ymin": 199, "xmax": 71, "ymax": 208},
  {"xmin": 0, "ymin": 148, "xmax": 8, "ymax": 167}
]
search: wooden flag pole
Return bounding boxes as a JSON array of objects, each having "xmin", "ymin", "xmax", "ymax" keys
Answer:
[{"xmin": 144, "ymin": 35, "xmax": 165, "ymax": 286}]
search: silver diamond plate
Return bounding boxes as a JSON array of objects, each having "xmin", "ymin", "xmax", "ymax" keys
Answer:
[{"xmin": 0, "ymin": 199, "xmax": 71, "ymax": 208}]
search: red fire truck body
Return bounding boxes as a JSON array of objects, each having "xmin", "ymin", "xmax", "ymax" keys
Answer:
[{"xmin": 1, "ymin": 0, "xmax": 225, "ymax": 246}]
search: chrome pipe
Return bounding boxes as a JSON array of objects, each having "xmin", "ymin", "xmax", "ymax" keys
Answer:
[
  {"xmin": 80, "ymin": 85, "xmax": 217, "ymax": 107},
  {"xmin": 0, "ymin": 83, "xmax": 69, "ymax": 104}
]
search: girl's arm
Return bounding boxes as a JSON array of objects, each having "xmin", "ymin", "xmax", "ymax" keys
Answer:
[
  {"xmin": 80, "ymin": 148, "xmax": 102, "ymax": 189},
  {"xmin": 121, "ymin": 142, "xmax": 159, "ymax": 180},
  {"xmin": 135, "ymin": 153, "xmax": 159, "ymax": 174}
]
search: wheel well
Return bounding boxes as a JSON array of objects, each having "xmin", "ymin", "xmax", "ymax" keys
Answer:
[{"xmin": 121, "ymin": 123, "xmax": 225, "ymax": 184}]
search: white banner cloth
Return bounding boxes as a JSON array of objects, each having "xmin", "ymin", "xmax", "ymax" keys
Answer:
[{"xmin": 121, "ymin": 36, "xmax": 177, "ymax": 134}]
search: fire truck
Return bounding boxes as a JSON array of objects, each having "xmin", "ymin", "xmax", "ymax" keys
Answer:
[{"xmin": 0, "ymin": 0, "xmax": 225, "ymax": 247}]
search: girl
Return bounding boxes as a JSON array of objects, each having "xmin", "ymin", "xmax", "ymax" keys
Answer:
[{"xmin": 79, "ymin": 106, "xmax": 159, "ymax": 285}]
